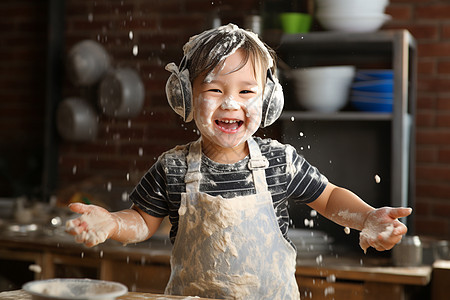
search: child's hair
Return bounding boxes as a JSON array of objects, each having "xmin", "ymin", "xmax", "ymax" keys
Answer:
[{"xmin": 184, "ymin": 24, "xmax": 277, "ymax": 85}]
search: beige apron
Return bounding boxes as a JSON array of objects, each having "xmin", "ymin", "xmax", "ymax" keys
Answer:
[{"xmin": 165, "ymin": 138, "xmax": 300, "ymax": 299}]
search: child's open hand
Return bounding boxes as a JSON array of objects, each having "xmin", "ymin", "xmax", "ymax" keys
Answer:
[
  {"xmin": 359, "ymin": 207, "xmax": 412, "ymax": 253},
  {"xmin": 65, "ymin": 203, "xmax": 118, "ymax": 247}
]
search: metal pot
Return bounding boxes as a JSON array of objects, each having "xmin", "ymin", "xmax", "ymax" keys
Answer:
[
  {"xmin": 98, "ymin": 68, "xmax": 145, "ymax": 118},
  {"xmin": 56, "ymin": 97, "xmax": 98, "ymax": 142},
  {"xmin": 66, "ymin": 40, "xmax": 111, "ymax": 86}
]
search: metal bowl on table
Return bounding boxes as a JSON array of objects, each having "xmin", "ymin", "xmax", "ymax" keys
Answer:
[{"xmin": 23, "ymin": 278, "xmax": 128, "ymax": 300}]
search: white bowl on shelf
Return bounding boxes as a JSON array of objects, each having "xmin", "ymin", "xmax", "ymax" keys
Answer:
[
  {"xmin": 316, "ymin": 13, "xmax": 391, "ymax": 32},
  {"xmin": 316, "ymin": 0, "xmax": 389, "ymax": 15},
  {"xmin": 291, "ymin": 65, "xmax": 356, "ymax": 112}
]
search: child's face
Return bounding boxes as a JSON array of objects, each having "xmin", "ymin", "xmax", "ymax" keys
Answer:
[{"xmin": 192, "ymin": 49, "xmax": 263, "ymax": 151}]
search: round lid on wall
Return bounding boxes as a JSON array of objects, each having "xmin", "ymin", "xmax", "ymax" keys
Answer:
[
  {"xmin": 56, "ymin": 97, "xmax": 98, "ymax": 142},
  {"xmin": 98, "ymin": 68, "xmax": 145, "ymax": 118},
  {"xmin": 66, "ymin": 40, "xmax": 111, "ymax": 86}
]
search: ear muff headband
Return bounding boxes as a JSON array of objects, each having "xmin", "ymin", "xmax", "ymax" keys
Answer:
[
  {"xmin": 165, "ymin": 57, "xmax": 193, "ymax": 122},
  {"xmin": 261, "ymin": 69, "xmax": 284, "ymax": 128}
]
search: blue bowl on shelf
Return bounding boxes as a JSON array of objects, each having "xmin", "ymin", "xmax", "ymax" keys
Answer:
[
  {"xmin": 354, "ymin": 69, "xmax": 394, "ymax": 81},
  {"xmin": 351, "ymin": 79, "xmax": 393, "ymax": 93},
  {"xmin": 351, "ymin": 99, "xmax": 393, "ymax": 112},
  {"xmin": 350, "ymin": 95, "xmax": 393, "ymax": 104},
  {"xmin": 350, "ymin": 90, "xmax": 393, "ymax": 101}
]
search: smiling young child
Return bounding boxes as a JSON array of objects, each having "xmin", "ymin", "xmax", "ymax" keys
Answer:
[{"xmin": 66, "ymin": 24, "xmax": 412, "ymax": 299}]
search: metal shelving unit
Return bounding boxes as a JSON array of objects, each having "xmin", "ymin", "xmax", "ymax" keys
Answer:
[{"xmin": 277, "ymin": 30, "xmax": 417, "ymax": 247}]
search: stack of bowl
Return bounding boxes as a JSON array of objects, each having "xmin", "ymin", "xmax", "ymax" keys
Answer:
[
  {"xmin": 350, "ymin": 69, "xmax": 394, "ymax": 112},
  {"xmin": 291, "ymin": 65, "xmax": 356, "ymax": 112},
  {"xmin": 316, "ymin": 0, "xmax": 391, "ymax": 32}
]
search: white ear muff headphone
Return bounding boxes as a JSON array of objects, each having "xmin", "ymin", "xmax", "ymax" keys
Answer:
[
  {"xmin": 165, "ymin": 56, "xmax": 194, "ymax": 123},
  {"xmin": 261, "ymin": 68, "xmax": 284, "ymax": 128}
]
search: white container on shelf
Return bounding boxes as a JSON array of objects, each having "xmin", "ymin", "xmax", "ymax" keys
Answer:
[
  {"xmin": 316, "ymin": 0, "xmax": 389, "ymax": 15},
  {"xmin": 316, "ymin": 13, "xmax": 391, "ymax": 33},
  {"xmin": 291, "ymin": 65, "xmax": 355, "ymax": 112},
  {"xmin": 315, "ymin": 0, "xmax": 390, "ymax": 32}
]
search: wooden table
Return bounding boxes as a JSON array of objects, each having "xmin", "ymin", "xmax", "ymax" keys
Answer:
[{"xmin": 0, "ymin": 290, "xmax": 214, "ymax": 299}]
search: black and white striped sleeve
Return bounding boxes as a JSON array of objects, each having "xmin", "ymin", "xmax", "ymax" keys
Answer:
[
  {"xmin": 285, "ymin": 144, "xmax": 328, "ymax": 204},
  {"xmin": 129, "ymin": 159, "xmax": 170, "ymax": 218}
]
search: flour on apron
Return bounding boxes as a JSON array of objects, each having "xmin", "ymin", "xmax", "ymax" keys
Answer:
[{"xmin": 165, "ymin": 138, "xmax": 300, "ymax": 300}]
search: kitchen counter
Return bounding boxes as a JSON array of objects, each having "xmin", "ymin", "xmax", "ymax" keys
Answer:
[
  {"xmin": 296, "ymin": 255, "xmax": 431, "ymax": 286},
  {"xmin": 0, "ymin": 232, "xmax": 432, "ymax": 281},
  {"xmin": 0, "ymin": 231, "xmax": 433, "ymax": 299}
]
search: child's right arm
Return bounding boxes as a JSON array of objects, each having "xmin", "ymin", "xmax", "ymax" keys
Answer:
[{"xmin": 65, "ymin": 203, "xmax": 164, "ymax": 247}]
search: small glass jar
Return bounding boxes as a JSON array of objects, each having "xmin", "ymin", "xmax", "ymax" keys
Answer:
[{"xmin": 392, "ymin": 235, "xmax": 423, "ymax": 267}]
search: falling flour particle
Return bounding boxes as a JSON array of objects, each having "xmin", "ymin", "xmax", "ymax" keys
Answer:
[
  {"xmin": 29, "ymin": 264, "xmax": 42, "ymax": 273},
  {"xmin": 316, "ymin": 254, "xmax": 323, "ymax": 265},
  {"xmin": 304, "ymin": 218, "xmax": 314, "ymax": 228},
  {"xmin": 375, "ymin": 174, "xmax": 381, "ymax": 183},
  {"xmin": 132, "ymin": 45, "xmax": 138, "ymax": 56},
  {"xmin": 324, "ymin": 286, "xmax": 335, "ymax": 296},
  {"xmin": 344, "ymin": 227, "xmax": 351, "ymax": 234},
  {"xmin": 291, "ymin": 116, "xmax": 295, "ymax": 122},
  {"xmin": 310, "ymin": 210, "xmax": 317, "ymax": 217}
]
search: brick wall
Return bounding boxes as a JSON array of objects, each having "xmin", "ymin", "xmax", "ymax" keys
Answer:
[
  {"xmin": 1, "ymin": 0, "xmax": 449, "ymax": 238},
  {"xmin": 0, "ymin": 1, "xmax": 47, "ymax": 197}
]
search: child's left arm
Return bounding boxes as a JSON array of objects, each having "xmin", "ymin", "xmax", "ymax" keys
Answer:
[{"xmin": 308, "ymin": 182, "xmax": 412, "ymax": 252}]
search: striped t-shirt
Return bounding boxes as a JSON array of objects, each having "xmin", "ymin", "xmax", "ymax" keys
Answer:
[{"xmin": 130, "ymin": 137, "xmax": 328, "ymax": 246}]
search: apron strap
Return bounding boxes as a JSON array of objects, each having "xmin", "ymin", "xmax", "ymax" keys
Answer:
[
  {"xmin": 185, "ymin": 138, "xmax": 202, "ymax": 193},
  {"xmin": 247, "ymin": 138, "xmax": 269, "ymax": 194}
]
